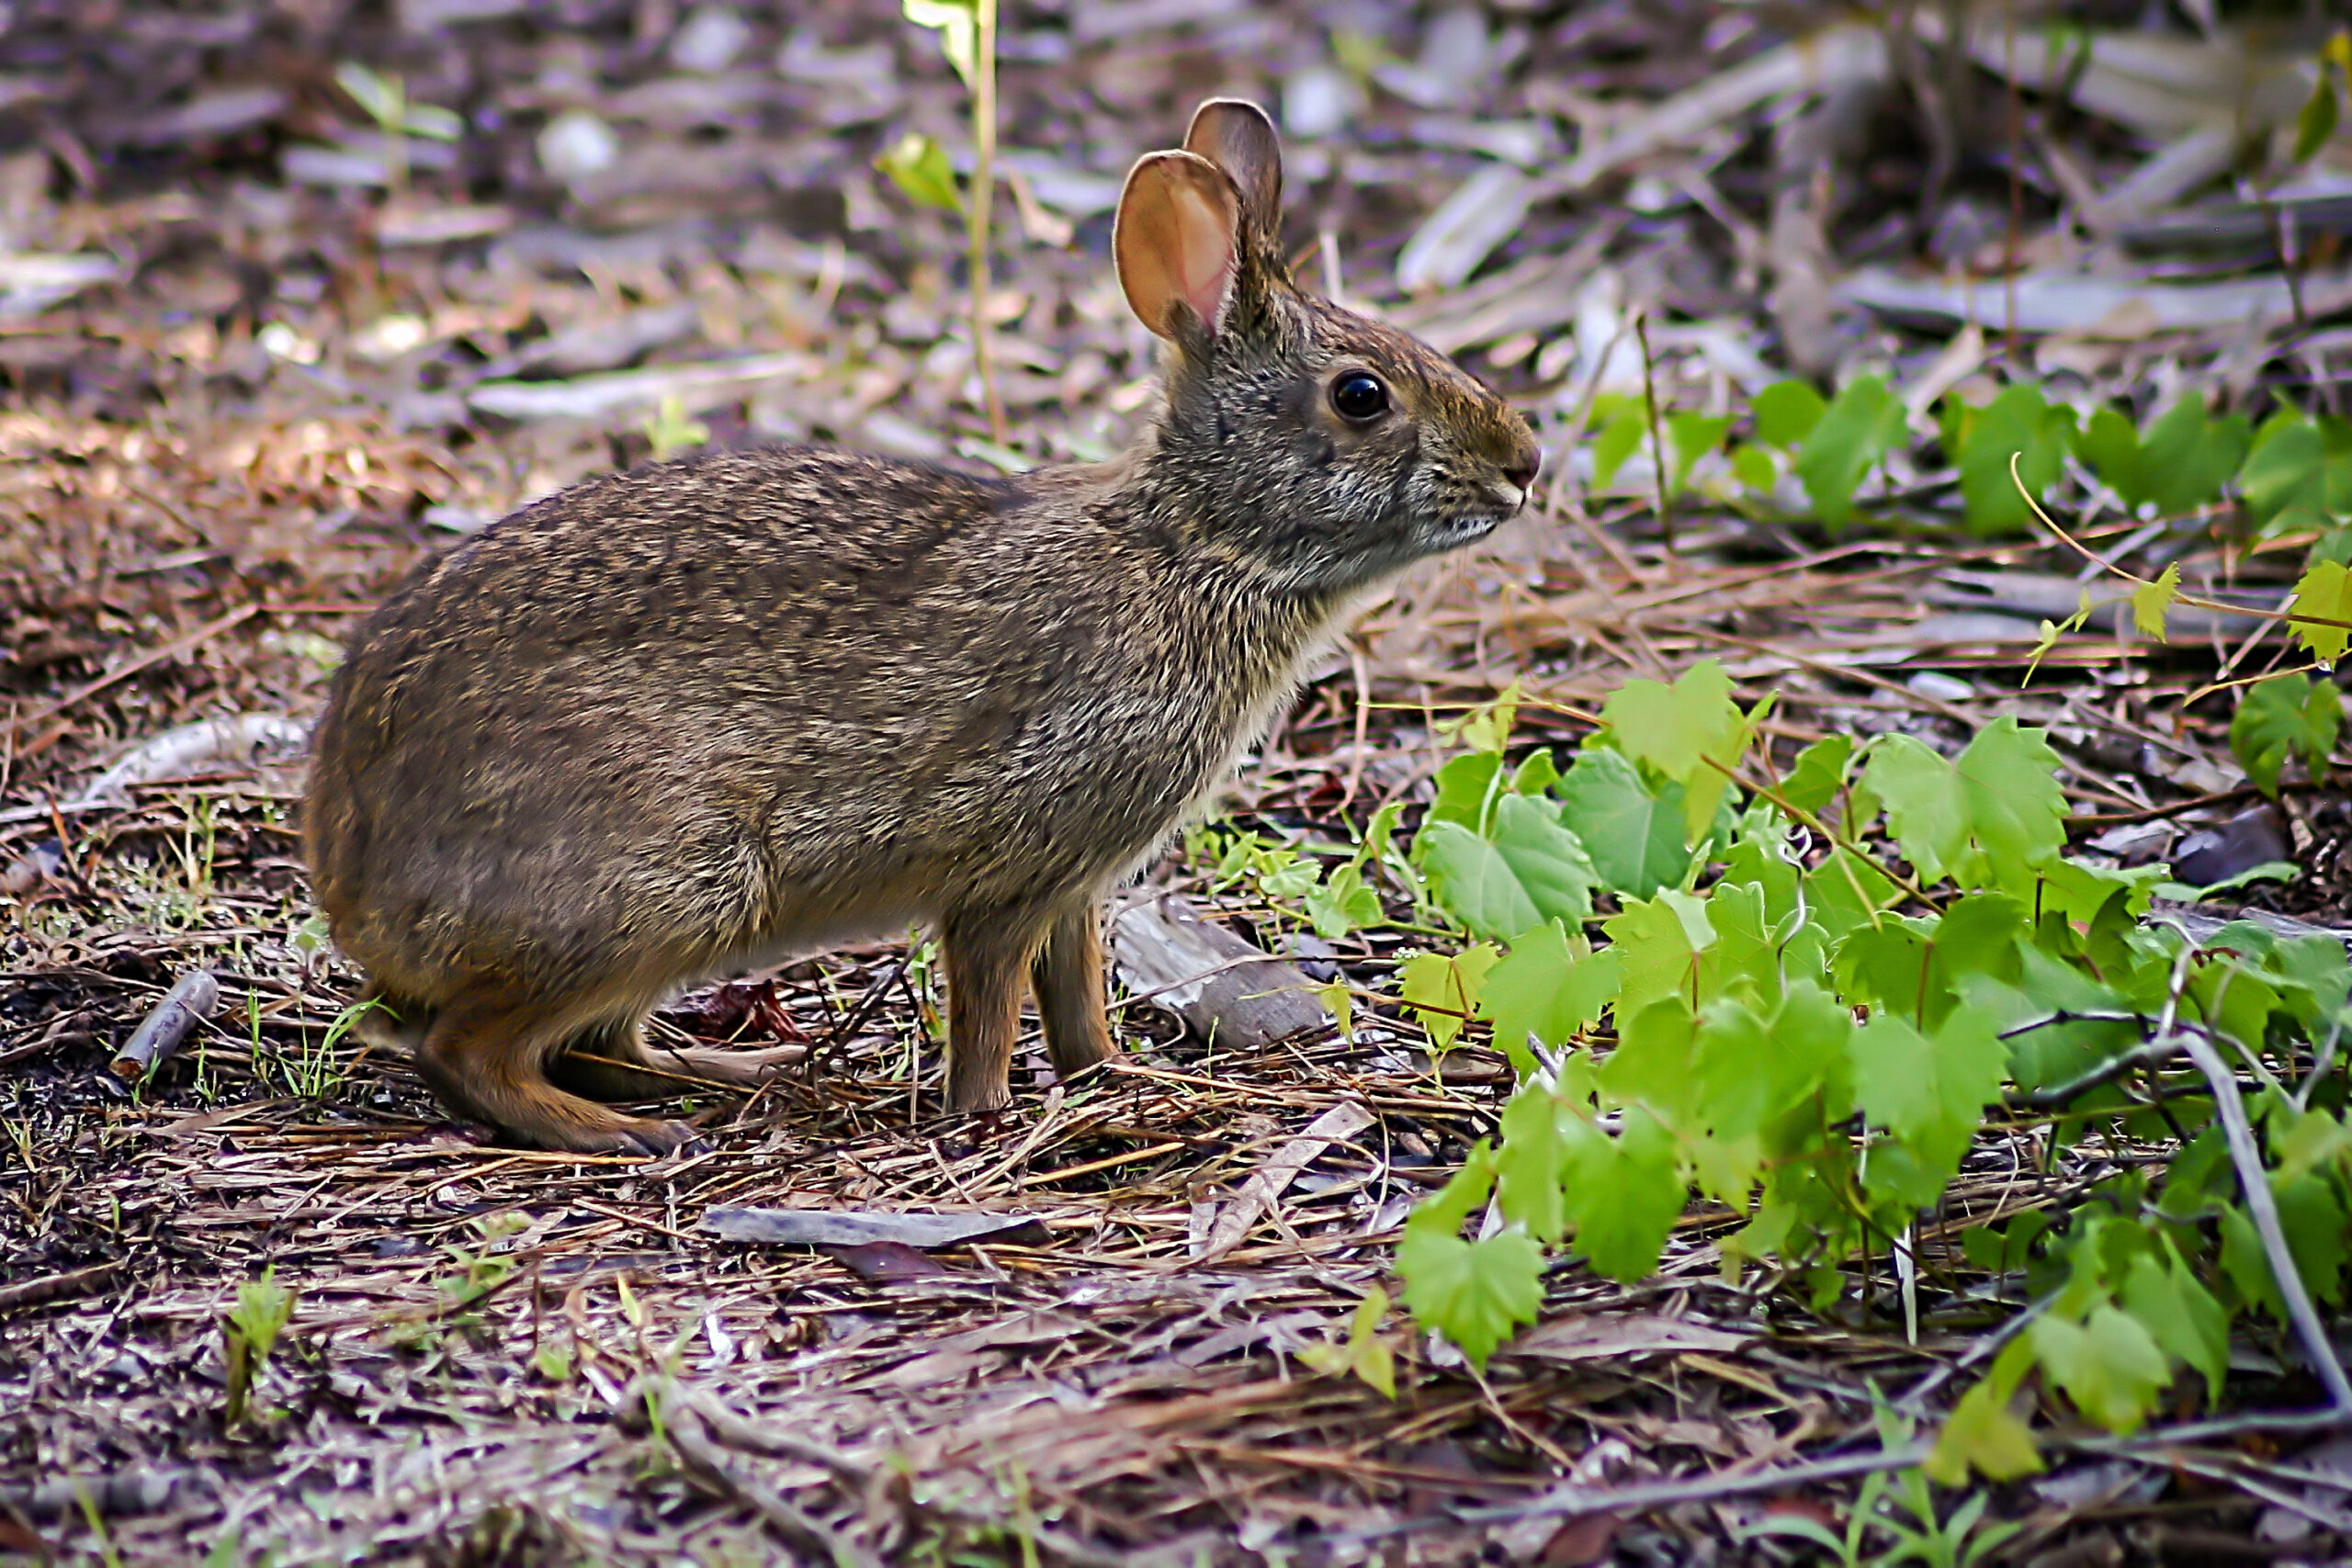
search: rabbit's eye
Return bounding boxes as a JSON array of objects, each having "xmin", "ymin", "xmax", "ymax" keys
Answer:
[{"xmin": 1330, "ymin": 372, "xmax": 1388, "ymax": 422}]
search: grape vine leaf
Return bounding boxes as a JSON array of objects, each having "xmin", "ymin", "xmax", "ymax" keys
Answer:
[
  {"xmin": 1795, "ymin": 375, "xmax": 1905, "ymax": 526},
  {"xmin": 1929, "ymin": 1381, "xmax": 2045, "ymax": 1485},
  {"xmin": 1690, "ymin": 981, "xmax": 1853, "ymax": 1143},
  {"xmin": 1305, "ymin": 863, "xmax": 1383, "ymax": 940},
  {"xmin": 1667, "ymin": 411, "xmax": 1733, "ymax": 495},
  {"xmin": 1398, "ymin": 944, "xmax": 1499, "ymax": 1052},
  {"xmin": 1753, "ymin": 379, "xmax": 1826, "ymax": 449},
  {"xmin": 1779, "ymin": 734, "xmax": 1853, "ymax": 815},
  {"xmin": 1943, "ymin": 381, "xmax": 2078, "ymax": 535},
  {"xmin": 1480, "ymin": 920, "xmax": 1621, "ymax": 1072},
  {"xmin": 2120, "ymin": 1250, "xmax": 2229, "ymax": 1404},
  {"xmin": 1555, "ymin": 747, "xmax": 1691, "ymax": 897},
  {"xmin": 1423, "ymin": 750, "xmax": 1504, "ymax": 839},
  {"xmin": 1559, "ymin": 1107, "xmax": 1686, "ymax": 1283},
  {"xmin": 1495, "ymin": 1082, "xmax": 1571, "ymax": 1242},
  {"xmin": 2289, "ymin": 558, "xmax": 2352, "ymax": 663},
  {"xmin": 1600, "ymin": 660, "xmax": 1753, "ymax": 842},
  {"xmin": 2229, "ymin": 672, "xmax": 2341, "ymax": 799},
  {"xmin": 1297, "ymin": 1284, "xmax": 1396, "ymax": 1399},
  {"xmin": 1419, "ymin": 798, "xmax": 1600, "ymax": 942},
  {"xmin": 2239, "ymin": 412, "xmax": 2352, "ymax": 537},
  {"xmin": 2030, "ymin": 1305, "xmax": 2171, "ymax": 1434},
  {"xmin": 1605, "ymin": 890, "xmax": 1716, "ymax": 1018},
  {"xmin": 1589, "ymin": 394, "xmax": 1648, "ymax": 491},
  {"xmin": 2076, "ymin": 400, "xmax": 2248, "ymax": 518},
  {"xmin": 1849, "ymin": 1010, "xmax": 2007, "ymax": 1185},
  {"xmin": 2132, "ymin": 563, "xmax": 2180, "ymax": 642},
  {"xmin": 1958, "ymin": 718, "xmax": 2068, "ymax": 887},
  {"xmin": 1396, "ymin": 1147, "xmax": 1544, "ymax": 1369},
  {"xmin": 1862, "ymin": 735, "xmax": 1968, "ymax": 880}
]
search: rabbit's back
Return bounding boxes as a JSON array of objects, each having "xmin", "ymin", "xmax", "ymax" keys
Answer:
[{"xmin": 309, "ymin": 446, "xmax": 1306, "ymax": 998}]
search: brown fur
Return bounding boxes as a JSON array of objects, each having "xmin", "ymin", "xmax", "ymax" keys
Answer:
[{"xmin": 304, "ymin": 100, "xmax": 1540, "ymax": 1153}]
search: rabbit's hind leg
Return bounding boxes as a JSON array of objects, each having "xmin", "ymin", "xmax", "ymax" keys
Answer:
[
  {"xmin": 943, "ymin": 904, "xmax": 1055, "ymax": 1112},
  {"xmin": 549, "ymin": 1016, "xmax": 802, "ymax": 1101},
  {"xmin": 414, "ymin": 991, "xmax": 698, "ymax": 1156},
  {"xmin": 1031, "ymin": 902, "xmax": 1117, "ymax": 1082}
]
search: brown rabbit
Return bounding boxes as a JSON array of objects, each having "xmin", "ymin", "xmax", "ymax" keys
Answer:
[{"xmin": 305, "ymin": 100, "xmax": 1540, "ymax": 1154}]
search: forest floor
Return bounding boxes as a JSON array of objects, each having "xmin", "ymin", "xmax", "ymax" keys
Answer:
[{"xmin": 6, "ymin": 1, "xmax": 2352, "ymax": 1563}]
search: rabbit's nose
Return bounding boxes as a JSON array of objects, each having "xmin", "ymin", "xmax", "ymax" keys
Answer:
[{"xmin": 1503, "ymin": 452, "xmax": 1541, "ymax": 493}]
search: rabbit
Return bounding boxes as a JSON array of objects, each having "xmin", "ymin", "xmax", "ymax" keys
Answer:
[{"xmin": 304, "ymin": 98, "xmax": 1541, "ymax": 1155}]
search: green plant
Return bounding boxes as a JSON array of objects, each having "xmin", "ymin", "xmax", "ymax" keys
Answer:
[
  {"xmin": 334, "ymin": 62, "xmax": 462, "ymax": 195},
  {"xmin": 640, "ymin": 393, "xmax": 710, "ymax": 461},
  {"xmin": 1228, "ymin": 650, "xmax": 2352, "ymax": 1469},
  {"xmin": 882, "ymin": 0, "xmax": 1008, "ymax": 445},
  {"xmin": 223, "ymin": 1267, "xmax": 295, "ymax": 1427}
]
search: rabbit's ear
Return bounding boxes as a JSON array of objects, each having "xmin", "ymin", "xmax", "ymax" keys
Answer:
[
  {"xmin": 1114, "ymin": 150, "xmax": 1243, "ymax": 344},
  {"xmin": 1183, "ymin": 98, "xmax": 1281, "ymax": 241}
]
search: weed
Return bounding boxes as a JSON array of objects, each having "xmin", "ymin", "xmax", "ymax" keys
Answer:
[{"xmin": 223, "ymin": 1267, "xmax": 296, "ymax": 1427}]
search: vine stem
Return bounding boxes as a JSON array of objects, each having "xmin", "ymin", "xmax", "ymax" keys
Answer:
[
  {"xmin": 968, "ymin": 0, "xmax": 1007, "ymax": 446},
  {"xmin": 2145, "ymin": 920, "xmax": 2352, "ymax": 1413},
  {"xmin": 2007, "ymin": 452, "xmax": 2352, "ymax": 636}
]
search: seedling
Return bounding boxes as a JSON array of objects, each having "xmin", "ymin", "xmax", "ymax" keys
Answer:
[{"xmin": 223, "ymin": 1267, "xmax": 295, "ymax": 1427}]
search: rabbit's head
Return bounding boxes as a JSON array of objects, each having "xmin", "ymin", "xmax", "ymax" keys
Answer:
[{"xmin": 1115, "ymin": 100, "xmax": 1543, "ymax": 595}]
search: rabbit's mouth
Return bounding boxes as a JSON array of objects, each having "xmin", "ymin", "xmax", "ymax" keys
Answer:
[{"xmin": 1430, "ymin": 509, "xmax": 1508, "ymax": 547}]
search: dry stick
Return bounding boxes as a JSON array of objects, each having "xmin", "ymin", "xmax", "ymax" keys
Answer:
[
  {"xmin": 109, "ymin": 970, "xmax": 220, "ymax": 1082},
  {"xmin": 7, "ymin": 602, "xmax": 264, "ymax": 749},
  {"xmin": 1341, "ymin": 1442, "xmax": 1936, "ymax": 1542},
  {"xmin": 968, "ymin": 0, "xmax": 1007, "ymax": 446},
  {"xmin": 1634, "ymin": 310, "xmax": 1674, "ymax": 555},
  {"xmin": 2176, "ymin": 1020, "xmax": 2352, "ymax": 1411}
]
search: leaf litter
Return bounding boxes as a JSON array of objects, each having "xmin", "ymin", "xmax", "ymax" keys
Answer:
[{"xmin": 4, "ymin": 0, "xmax": 2352, "ymax": 1562}]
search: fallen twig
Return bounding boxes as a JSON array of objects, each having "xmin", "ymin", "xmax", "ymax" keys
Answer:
[{"xmin": 108, "ymin": 971, "xmax": 220, "ymax": 1083}]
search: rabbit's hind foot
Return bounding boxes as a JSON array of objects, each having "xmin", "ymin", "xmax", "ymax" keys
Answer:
[{"xmin": 414, "ymin": 996, "xmax": 701, "ymax": 1156}]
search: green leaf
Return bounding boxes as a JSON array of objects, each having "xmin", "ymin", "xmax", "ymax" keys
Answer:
[
  {"xmin": 2030, "ymin": 1305, "xmax": 2173, "ymax": 1434},
  {"xmin": 2297, "ymin": 65, "xmax": 2340, "ymax": 164},
  {"xmin": 1298, "ymin": 1284, "xmax": 1396, "ymax": 1398},
  {"xmin": 2076, "ymin": 398, "xmax": 2248, "ymax": 518},
  {"xmin": 1849, "ymin": 1009, "xmax": 2007, "ymax": 1186},
  {"xmin": 1863, "ymin": 734, "xmax": 1969, "ymax": 881},
  {"xmin": 1728, "ymin": 442, "xmax": 1779, "ymax": 493},
  {"xmin": 1943, "ymin": 381, "xmax": 2078, "ymax": 536},
  {"xmin": 1424, "ymin": 750, "xmax": 1504, "ymax": 839},
  {"xmin": 2230, "ymin": 672, "xmax": 2341, "ymax": 798},
  {"xmin": 1779, "ymin": 734, "xmax": 1852, "ymax": 815},
  {"xmin": 2277, "ymin": 1173, "xmax": 2349, "ymax": 1308},
  {"xmin": 1496, "ymin": 1081, "xmax": 1571, "ymax": 1242},
  {"xmin": 640, "ymin": 393, "xmax": 709, "ymax": 460},
  {"xmin": 1397, "ymin": 944, "xmax": 1499, "ymax": 1052},
  {"xmin": 1305, "ymin": 862, "xmax": 1384, "ymax": 940},
  {"xmin": 1928, "ymin": 1375, "xmax": 2045, "ymax": 1485},
  {"xmin": 2120, "ymin": 1249, "xmax": 2229, "ymax": 1404},
  {"xmin": 1604, "ymin": 890, "xmax": 1715, "ymax": 1019},
  {"xmin": 875, "ymin": 130, "xmax": 962, "ymax": 211},
  {"xmin": 1691, "ymin": 981, "xmax": 1854, "ymax": 1143},
  {"xmin": 1753, "ymin": 379, "xmax": 1826, "ymax": 449},
  {"xmin": 1398, "ymin": 1150, "xmax": 1544, "ymax": 1369},
  {"xmin": 2289, "ymin": 558, "xmax": 2352, "ymax": 663},
  {"xmin": 1794, "ymin": 375, "xmax": 1905, "ymax": 526},
  {"xmin": 902, "ymin": 0, "xmax": 981, "ymax": 84},
  {"xmin": 1480, "ymin": 920, "xmax": 1621, "ymax": 1072},
  {"xmin": 1959, "ymin": 717, "xmax": 2069, "ymax": 888},
  {"xmin": 1555, "ymin": 747, "xmax": 1691, "ymax": 897},
  {"xmin": 334, "ymin": 61, "xmax": 404, "ymax": 130},
  {"xmin": 2132, "ymin": 563, "xmax": 2180, "ymax": 642},
  {"xmin": 1419, "ymin": 799, "xmax": 1600, "ymax": 942},
  {"xmin": 1589, "ymin": 395, "xmax": 1647, "ymax": 491},
  {"xmin": 2240, "ymin": 413, "xmax": 2352, "ymax": 536},
  {"xmin": 1559, "ymin": 1106, "xmax": 1686, "ymax": 1282},
  {"xmin": 1667, "ymin": 411, "xmax": 1733, "ymax": 495},
  {"xmin": 1600, "ymin": 660, "xmax": 1752, "ymax": 842}
]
